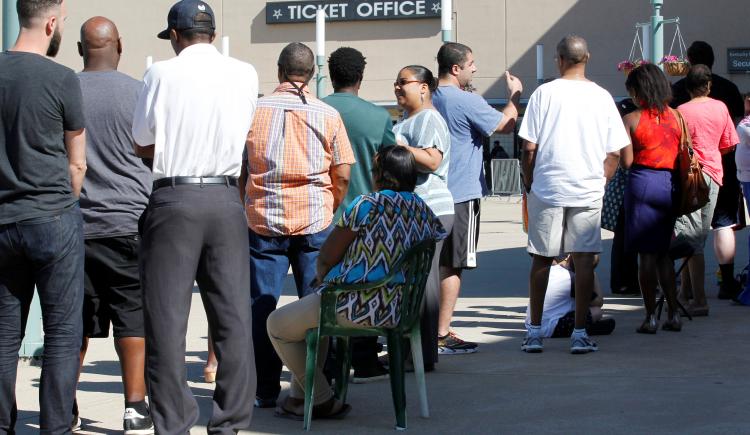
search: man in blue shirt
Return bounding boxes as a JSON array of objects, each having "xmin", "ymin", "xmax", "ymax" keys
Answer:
[{"xmin": 432, "ymin": 42, "xmax": 522, "ymax": 354}]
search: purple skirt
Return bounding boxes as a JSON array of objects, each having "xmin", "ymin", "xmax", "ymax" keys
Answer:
[{"xmin": 624, "ymin": 166, "xmax": 677, "ymax": 254}]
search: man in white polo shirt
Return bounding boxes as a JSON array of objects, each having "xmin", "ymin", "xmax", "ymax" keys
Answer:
[
  {"xmin": 131, "ymin": 0, "xmax": 258, "ymax": 432},
  {"xmin": 519, "ymin": 35, "xmax": 628, "ymax": 355}
]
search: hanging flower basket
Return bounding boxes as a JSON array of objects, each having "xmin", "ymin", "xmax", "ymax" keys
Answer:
[
  {"xmin": 617, "ymin": 59, "xmax": 647, "ymax": 76},
  {"xmin": 661, "ymin": 55, "xmax": 690, "ymax": 76}
]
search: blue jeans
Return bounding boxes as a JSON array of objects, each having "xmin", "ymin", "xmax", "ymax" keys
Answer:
[
  {"xmin": 248, "ymin": 225, "xmax": 333, "ymax": 399},
  {"xmin": 0, "ymin": 205, "xmax": 84, "ymax": 434}
]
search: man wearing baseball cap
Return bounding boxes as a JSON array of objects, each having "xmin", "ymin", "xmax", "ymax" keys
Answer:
[{"xmin": 132, "ymin": 0, "xmax": 259, "ymax": 432}]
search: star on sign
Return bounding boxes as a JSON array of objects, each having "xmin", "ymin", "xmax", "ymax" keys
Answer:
[
  {"xmin": 431, "ymin": 2, "xmax": 441, "ymax": 13},
  {"xmin": 273, "ymin": 9, "xmax": 282, "ymax": 19}
]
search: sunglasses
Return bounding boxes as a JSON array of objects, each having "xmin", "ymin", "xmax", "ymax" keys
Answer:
[{"xmin": 393, "ymin": 79, "xmax": 422, "ymax": 88}]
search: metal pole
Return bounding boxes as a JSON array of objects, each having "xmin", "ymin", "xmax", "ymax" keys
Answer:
[
  {"xmin": 441, "ymin": 0, "xmax": 452, "ymax": 43},
  {"xmin": 2, "ymin": 0, "xmax": 20, "ymax": 50},
  {"xmin": 650, "ymin": 0, "xmax": 664, "ymax": 67},
  {"xmin": 315, "ymin": 10, "xmax": 326, "ymax": 98},
  {"xmin": 2, "ymin": 1, "xmax": 43, "ymax": 358},
  {"xmin": 535, "ymin": 44, "xmax": 544, "ymax": 84}
]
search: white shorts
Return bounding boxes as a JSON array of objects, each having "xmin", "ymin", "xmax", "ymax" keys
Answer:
[{"xmin": 526, "ymin": 191, "xmax": 603, "ymax": 257}]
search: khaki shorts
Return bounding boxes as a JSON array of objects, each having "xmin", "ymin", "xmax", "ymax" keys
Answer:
[
  {"xmin": 673, "ymin": 172, "xmax": 720, "ymax": 253},
  {"xmin": 526, "ymin": 191, "xmax": 603, "ymax": 257}
]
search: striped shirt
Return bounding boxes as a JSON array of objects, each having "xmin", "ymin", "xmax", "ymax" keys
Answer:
[
  {"xmin": 245, "ymin": 83, "xmax": 355, "ymax": 236},
  {"xmin": 392, "ymin": 109, "xmax": 454, "ymax": 216}
]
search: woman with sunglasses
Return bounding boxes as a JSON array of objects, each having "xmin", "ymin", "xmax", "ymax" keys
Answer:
[{"xmin": 392, "ymin": 65, "xmax": 455, "ymax": 369}]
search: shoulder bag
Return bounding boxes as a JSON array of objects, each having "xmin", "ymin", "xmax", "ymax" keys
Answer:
[{"xmin": 673, "ymin": 109, "xmax": 710, "ymax": 216}]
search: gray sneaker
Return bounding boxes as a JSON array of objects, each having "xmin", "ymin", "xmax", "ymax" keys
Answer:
[
  {"xmin": 521, "ymin": 335, "xmax": 544, "ymax": 353},
  {"xmin": 570, "ymin": 334, "xmax": 598, "ymax": 354}
]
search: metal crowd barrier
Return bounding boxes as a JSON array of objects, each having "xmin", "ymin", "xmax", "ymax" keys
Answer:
[{"xmin": 490, "ymin": 159, "xmax": 522, "ymax": 195}]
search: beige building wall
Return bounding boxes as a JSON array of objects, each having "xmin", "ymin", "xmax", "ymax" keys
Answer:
[{"xmin": 2, "ymin": 0, "xmax": 748, "ymax": 104}]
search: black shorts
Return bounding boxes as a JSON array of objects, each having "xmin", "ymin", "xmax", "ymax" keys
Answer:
[
  {"xmin": 83, "ymin": 235, "xmax": 145, "ymax": 338},
  {"xmin": 440, "ymin": 199, "xmax": 481, "ymax": 269},
  {"xmin": 712, "ymin": 152, "xmax": 746, "ymax": 229}
]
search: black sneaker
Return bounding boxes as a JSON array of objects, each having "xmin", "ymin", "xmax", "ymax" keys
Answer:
[
  {"xmin": 718, "ymin": 278, "xmax": 741, "ymax": 300},
  {"xmin": 438, "ymin": 331, "xmax": 478, "ymax": 355},
  {"xmin": 71, "ymin": 399, "xmax": 81, "ymax": 432},
  {"xmin": 254, "ymin": 396, "xmax": 278, "ymax": 408},
  {"xmin": 352, "ymin": 362, "xmax": 389, "ymax": 384},
  {"xmin": 123, "ymin": 407, "xmax": 154, "ymax": 435}
]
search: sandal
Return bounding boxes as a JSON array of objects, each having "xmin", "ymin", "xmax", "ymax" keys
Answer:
[
  {"xmin": 274, "ymin": 397, "xmax": 351, "ymax": 421},
  {"xmin": 274, "ymin": 397, "xmax": 304, "ymax": 421},
  {"xmin": 662, "ymin": 313, "xmax": 682, "ymax": 332},
  {"xmin": 636, "ymin": 314, "xmax": 658, "ymax": 334},
  {"xmin": 686, "ymin": 304, "xmax": 709, "ymax": 317}
]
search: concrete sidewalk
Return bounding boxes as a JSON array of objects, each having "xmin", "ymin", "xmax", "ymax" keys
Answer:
[{"xmin": 13, "ymin": 197, "xmax": 750, "ymax": 434}]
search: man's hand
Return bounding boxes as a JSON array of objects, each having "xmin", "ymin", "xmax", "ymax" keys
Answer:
[{"xmin": 505, "ymin": 71, "xmax": 523, "ymax": 98}]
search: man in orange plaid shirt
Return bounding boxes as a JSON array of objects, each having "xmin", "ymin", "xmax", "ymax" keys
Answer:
[{"xmin": 240, "ymin": 42, "xmax": 355, "ymax": 408}]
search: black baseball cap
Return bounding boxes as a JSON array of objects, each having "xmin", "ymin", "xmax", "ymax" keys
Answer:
[{"xmin": 157, "ymin": 0, "xmax": 216, "ymax": 40}]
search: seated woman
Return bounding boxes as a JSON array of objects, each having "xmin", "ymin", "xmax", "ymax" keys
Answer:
[{"xmin": 267, "ymin": 146, "xmax": 447, "ymax": 420}]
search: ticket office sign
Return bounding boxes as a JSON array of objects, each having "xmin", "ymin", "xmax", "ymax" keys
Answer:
[
  {"xmin": 266, "ymin": 0, "xmax": 442, "ymax": 23},
  {"xmin": 727, "ymin": 48, "xmax": 750, "ymax": 74}
]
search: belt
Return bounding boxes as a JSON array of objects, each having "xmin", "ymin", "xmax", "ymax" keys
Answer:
[{"xmin": 152, "ymin": 176, "xmax": 238, "ymax": 190}]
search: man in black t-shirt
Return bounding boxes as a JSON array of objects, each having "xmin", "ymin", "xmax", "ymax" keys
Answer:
[
  {"xmin": 672, "ymin": 41, "xmax": 745, "ymax": 299},
  {"xmin": 0, "ymin": 1, "xmax": 87, "ymax": 433}
]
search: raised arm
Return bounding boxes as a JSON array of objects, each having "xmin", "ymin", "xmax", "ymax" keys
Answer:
[
  {"xmin": 65, "ymin": 129, "xmax": 87, "ymax": 197},
  {"xmin": 495, "ymin": 72, "xmax": 523, "ymax": 133}
]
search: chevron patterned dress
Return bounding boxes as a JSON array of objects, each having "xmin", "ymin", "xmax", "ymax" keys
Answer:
[{"xmin": 319, "ymin": 190, "xmax": 447, "ymax": 327}]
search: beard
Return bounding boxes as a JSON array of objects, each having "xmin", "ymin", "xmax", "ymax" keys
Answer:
[{"xmin": 46, "ymin": 27, "xmax": 62, "ymax": 57}]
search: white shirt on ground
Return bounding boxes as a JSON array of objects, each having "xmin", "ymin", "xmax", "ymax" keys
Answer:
[
  {"xmin": 518, "ymin": 79, "xmax": 629, "ymax": 207},
  {"xmin": 525, "ymin": 264, "xmax": 575, "ymax": 338},
  {"xmin": 132, "ymin": 43, "xmax": 258, "ymax": 180}
]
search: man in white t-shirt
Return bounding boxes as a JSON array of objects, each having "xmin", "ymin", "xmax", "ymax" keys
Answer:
[{"xmin": 518, "ymin": 35, "xmax": 629, "ymax": 354}]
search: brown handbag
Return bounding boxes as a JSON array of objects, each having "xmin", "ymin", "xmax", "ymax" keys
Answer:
[{"xmin": 673, "ymin": 109, "xmax": 710, "ymax": 216}]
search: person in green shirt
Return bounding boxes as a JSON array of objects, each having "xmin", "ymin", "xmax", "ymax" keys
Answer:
[
  {"xmin": 322, "ymin": 47, "xmax": 396, "ymax": 383},
  {"xmin": 323, "ymin": 47, "xmax": 396, "ymax": 222}
]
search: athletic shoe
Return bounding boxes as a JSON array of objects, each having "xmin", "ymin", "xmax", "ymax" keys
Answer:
[
  {"xmin": 570, "ymin": 334, "xmax": 599, "ymax": 354},
  {"xmin": 352, "ymin": 362, "xmax": 389, "ymax": 384},
  {"xmin": 71, "ymin": 399, "xmax": 81, "ymax": 432},
  {"xmin": 521, "ymin": 335, "xmax": 544, "ymax": 353},
  {"xmin": 255, "ymin": 397, "xmax": 278, "ymax": 408},
  {"xmin": 123, "ymin": 407, "xmax": 154, "ymax": 435},
  {"xmin": 437, "ymin": 331, "xmax": 478, "ymax": 354}
]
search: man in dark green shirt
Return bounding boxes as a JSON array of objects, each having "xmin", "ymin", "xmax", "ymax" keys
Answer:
[
  {"xmin": 323, "ymin": 47, "xmax": 396, "ymax": 222},
  {"xmin": 322, "ymin": 47, "xmax": 396, "ymax": 382}
]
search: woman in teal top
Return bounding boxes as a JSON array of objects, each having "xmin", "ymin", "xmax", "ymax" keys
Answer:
[
  {"xmin": 393, "ymin": 65, "xmax": 454, "ymax": 367},
  {"xmin": 267, "ymin": 146, "xmax": 446, "ymax": 420}
]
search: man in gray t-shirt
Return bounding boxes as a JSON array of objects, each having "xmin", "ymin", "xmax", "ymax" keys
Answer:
[{"xmin": 75, "ymin": 17, "xmax": 154, "ymax": 433}]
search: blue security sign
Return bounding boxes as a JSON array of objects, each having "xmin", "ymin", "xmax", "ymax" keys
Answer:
[
  {"xmin": 266, "ymin": 1, "xmax": 442, "ymax": 23},
  {"xmin": 728, "ymin": 48, "xmax": 750, "ymax": 74}
]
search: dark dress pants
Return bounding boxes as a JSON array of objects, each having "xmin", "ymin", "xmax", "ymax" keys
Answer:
[
  {"xmin": 248, "ymin": 225, "xmax": 332, "ymax": 401},
  {"xmin": 140, "ymin": 185, "xmax": 255, "ymax": 435},
  {"xmin": 610, "ymin": 204, "xmax": 639, "ymax": 293},
  {"xmin": 0, "ymin": 205, "xmax": 84, "ymax": 434}
]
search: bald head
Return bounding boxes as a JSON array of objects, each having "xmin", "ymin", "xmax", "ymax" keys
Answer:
[
  {"xmin": 78, "ymin": 16, "xmax": 121, "ymax": 71},
  {"xmin": 557, "ymin": 35, "xmax": 589, "ymax": 65},
  {"xmin": 278, "ymin": 42, "xmax": 315, "ymax": 83}
]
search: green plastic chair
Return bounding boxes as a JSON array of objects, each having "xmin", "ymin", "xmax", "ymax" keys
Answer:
[{"xmin": 303, "ymin": 239, "xmax": 436, "ymax": 431}]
